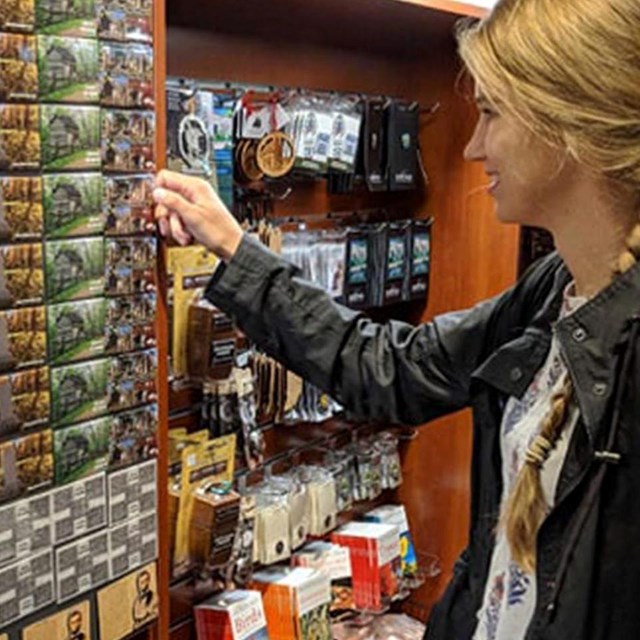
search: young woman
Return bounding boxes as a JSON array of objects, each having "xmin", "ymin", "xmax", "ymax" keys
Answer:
[{"xmin": 153, "ymin": 1, "xmax": 640, "ymax": 637}]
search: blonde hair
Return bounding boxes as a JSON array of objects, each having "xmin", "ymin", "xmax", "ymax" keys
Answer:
[{"xmin": 457, "ymin": 0, "xmax": 640, "ymax": 572}]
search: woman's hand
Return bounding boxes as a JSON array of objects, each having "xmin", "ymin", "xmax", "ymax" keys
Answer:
[{"xmin": 152, "ymin": 169, "xmax": 243, "ymax": 262}]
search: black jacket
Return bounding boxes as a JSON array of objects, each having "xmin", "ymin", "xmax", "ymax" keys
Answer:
[{"xmin": 206, "ymin": 235, "xmax": 640, "ymax": 640}]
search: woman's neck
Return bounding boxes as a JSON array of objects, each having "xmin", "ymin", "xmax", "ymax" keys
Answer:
[{"xmin": 547, "ymin": 183, "xmax": 638, "ymax": 299}]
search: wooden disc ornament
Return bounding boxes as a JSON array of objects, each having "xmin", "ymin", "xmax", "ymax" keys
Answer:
[
  {"xmin": 239, "ymin": 139, "xmax": 264, "ymax": 182},
  {"xmin": 256, "ymin": 132, "xmax": 295, "ymax": 178}
]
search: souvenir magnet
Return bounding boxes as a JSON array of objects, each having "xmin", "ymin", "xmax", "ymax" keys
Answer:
[
  {"xmin": 0, "ymin": 176, "xmax": 43, "ymax": 241},
  {"xmin": 103, "ymin": 174, "xmax": 154, "ymax": 235},
  {"xmin": 50, "ymin": 359, "xmax": 109, "ymax": 426},
  {"xmin": 0, "ymin": 306, "xmax": 47, "ymax": 373},
  {"xmin": 35, "ymin": 0, "xmax": 97, "ymax": 37},
  {"xmin": 44, "ymin": 237, "xmax": 105, "ymax": 303},
  {"xmin": 101, "ymin": 109, "xmax": 155, "ymax": 173},
  {"xmin": 0, "ymin": 428, "xmax": 53, "ymax": 504},
  {"xmin": 0, "ymin": 242, "xmax": 45, "ymax": 308},
  {"xmin": 0, "ymin": 103, "xmax": 41, "ymax": 171},
  {"xmin": 0, "ymin": 0, "xmax": 35, "ymax": 33},
  {"xmin": 37, "ymin": 35, "xmax": 99, "ymax": 104},
  {"xmin": 53, "ymin": 416, "xmax": 110, "ymax": 485},
  {"xmin": 0, "ymin": 33, "xmax": 38, "ymax": 102},
  {"xmin": 40, "ymin": 104, "xmax": 101, "ymax": 171},
  {"xmin": 100, "ymin": 42, "xmax": 153, "ymax": 109},
  {"xmin": 43, "ymin": 173, "xmax": 104, "ymax": 238}
]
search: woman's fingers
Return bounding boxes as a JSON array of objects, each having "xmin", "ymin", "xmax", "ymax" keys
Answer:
[
  {"xmin": 155, "ymin": 169, "xmax": 205, "ymax": 204},
  {"xmin": 153, "ymin": 187, "xmax": 199, "ymax": 224},
  {"xmin": 169, "ymin": 212, "xmax": 192, "ymax": 246}
]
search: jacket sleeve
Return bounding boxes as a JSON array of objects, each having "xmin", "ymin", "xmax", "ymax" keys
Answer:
[{"xmin": 204, "ymin": 235, "xmax": 549, "ymax": 425}]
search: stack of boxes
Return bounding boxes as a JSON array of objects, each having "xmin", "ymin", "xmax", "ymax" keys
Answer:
[{"xmin": 251, "ymin": 567, "xmax": 332, "ymax": 640}]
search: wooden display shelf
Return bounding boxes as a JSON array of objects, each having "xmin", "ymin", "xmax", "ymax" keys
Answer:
[{"xmin": 154, "ymin": 0, "xmax": 519, "ymax": 635}]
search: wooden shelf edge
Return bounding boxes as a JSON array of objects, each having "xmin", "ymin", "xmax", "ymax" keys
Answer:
[{"xmin": 392, "ymin": 0, "xmax": 488, "ymax": 18}]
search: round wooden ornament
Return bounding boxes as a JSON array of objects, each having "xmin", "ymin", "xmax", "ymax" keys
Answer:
[{"xmin": 256, "ymin": 131, "xmax": 295, "ymax": 178}]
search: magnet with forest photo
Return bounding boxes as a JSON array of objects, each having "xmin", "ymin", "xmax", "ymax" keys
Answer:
[
  {"xmin": 53, "ymin": 415, "xmax": 110, "ymax": 485},
  {"xmin": 40, "ymin": 104, "xmax": 100, "ymax": 171},
  {"xmin": 43, "ymin": 173, "xmax": 104, "ymax": 238},
  {"xmin": 0, "ymin": 0, "xmax": 35, "ymax": 33},
  {"xmin": 0, "ymin": 306, "xmax": 47, "ymax": 373},
  {"xmin": 37, "ymin": 35, "xmax": 99, "ymax": 104},
  {"xmin": 35, "ymin": 0, "xmax": 97, "ymax": 37},
  {"xmin": 44, "ymin": 237, "xmax": 105, "ymax": 303},
  {"xmin": 50, "ymin": 357, "xmax": 109, "ymax": 427},
  {"xmin": 0, "ymin": 366, "xmax": 50, "ymax": 438},
  {"xmin": 0, "ymin": 242, "xmax": 45, "ymax": 309},
  {"xmin": 0, "ymin": 428, "xmax": 53, "ymax": 505},
  {"xmin": 0, "ymin": 176, "xmax": 44, "ymax": 241},
  {"xmin": 47, "ymin": 298, "xmax": 106, "ymax": 365},
  {"xmin": 0, "ymin": 104, "xmax": 41, "ymax": 171},
  {"xmin": 0, "ymin": 33, "xmax": 38, "ymax": 102}
]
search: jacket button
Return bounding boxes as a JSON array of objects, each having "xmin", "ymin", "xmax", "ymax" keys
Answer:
[
  {"xmin": 593, "ymin": 382, "xmax": 607, "ymax": 396},
  {"xmin": 510, "ymin": 367, "xmax": 523, "ymax": 382},
  {"xmin": 572, "ymin": 327, "xmax": 587, "ymax": 342}
]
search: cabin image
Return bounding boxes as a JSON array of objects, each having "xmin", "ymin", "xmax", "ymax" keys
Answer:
[
  {"xmin": 57, "ymin": 371, "xmax": 88, "ymax": 414},
  {"xmin": 48, "ymin": 114, "xmax": 80, "ymax": 160},
  {"xmin": 58, "ymin": 430, "xmax": 90, "ymax": 476},
  {"xmin": 40, "ymin": 0, "xmax": 75, "ymax": 25},
  {"xmin": 52, "ymin": 308, "xmax": 86, "ymax": 355},
  {"xmin": 49, "ymin": 247, "xmax": 84, "ymax": 295},
  {"xmin": 44, "ymin": 44, "xmax": 77, "ymax": 90},
  {"xmin": 50, "ymin": 182, "xmax": 82, "ymax": 227}
]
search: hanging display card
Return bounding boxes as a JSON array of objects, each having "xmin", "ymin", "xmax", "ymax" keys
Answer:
[
  {"xmin": 107, "ymin": 458, "xmax": 157, "ymax": 526},
  {"xmin": 0, "ymin": 490, "xmax": 51, "ymax": 567},
  {"xmin": 52, "ymin": 472, "xmax": 107, "ymax": 545},
  {"xmin": 55, "ymin": 528, "xmax": 110, "ymax": 602},
  {"xmin": 108, "ymin": 511, "xmax": 157, "ymax": 579},
  {"xmin": 0, "ymin": 549, "xmax": 55, "ymax": 627}
]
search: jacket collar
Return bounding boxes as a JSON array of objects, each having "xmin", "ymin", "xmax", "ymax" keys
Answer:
[
  {"xmin": 556, "ymin": 257, "xmax": 640, "ymax": 440},
  {"xmin": 474, "ymin": 253, "xmax": 640, "ymax": 441}
]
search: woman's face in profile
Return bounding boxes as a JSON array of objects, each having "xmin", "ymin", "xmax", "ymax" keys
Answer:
[{"xmin": 464, "ymin": 94, "xmax": 577, "ymax": 230}]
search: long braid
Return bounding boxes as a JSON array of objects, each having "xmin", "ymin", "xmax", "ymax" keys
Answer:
[
  {"xmin": 503, "ymin": 221, "xmax": 640, "ymax": 573},
  {"xmin": 502, "ymin": 376, "xmax": 573, "ymax": 573}
]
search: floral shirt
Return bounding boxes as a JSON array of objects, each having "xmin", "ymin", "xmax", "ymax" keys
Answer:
[{"xmin": 473, "ymin": 285, "xmax": 586, "ymax": 640}]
